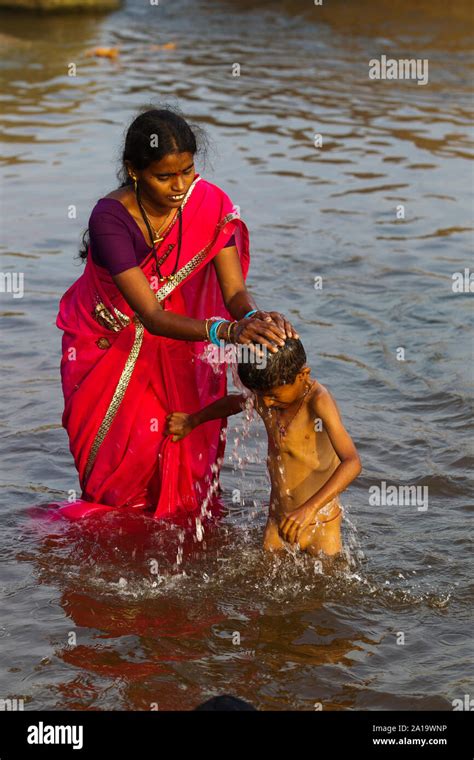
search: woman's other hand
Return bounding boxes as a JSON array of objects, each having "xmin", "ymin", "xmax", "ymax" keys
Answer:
[{"xmin": 165, "ymin": 412, "xmax": 196, "ymax": 442}]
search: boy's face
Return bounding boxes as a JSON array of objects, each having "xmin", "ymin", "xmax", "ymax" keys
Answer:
[{"xmin": 254, "ymin": 367, "xmax": 311, "ymax": 409}]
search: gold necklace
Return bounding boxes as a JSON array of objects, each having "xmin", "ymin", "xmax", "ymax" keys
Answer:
[
  {"xmin": 129, "ymin": 176, "xmax": 173, "ymax": 245},
  {"xmin": 130, "ymin": 176, "xmax": 180, "ymax": 280},
  {"xmin": 147, "ymin": 209, "xmax": 176, "ymax": 244},
  {"xmin": 275, "ymin": 381, "xmax": 314, "ymax": 438}
]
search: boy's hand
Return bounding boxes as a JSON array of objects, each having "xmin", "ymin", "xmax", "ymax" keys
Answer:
[
  {"xmin": 165, "ymin": 412, "xmax": 196, "ymax": 442},
  {"xmin": 279, "ymin": 504, "xmax": 320, "ymax": 544}
]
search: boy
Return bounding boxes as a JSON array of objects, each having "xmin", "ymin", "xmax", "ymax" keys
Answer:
[{"xmin": 165, "ymin": 339, "xmax": 361, "ymax": 558}]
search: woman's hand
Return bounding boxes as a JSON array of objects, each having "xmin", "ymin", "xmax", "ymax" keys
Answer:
[
  {"xmin": 233, "ymin": 312, "xmax": 297, "ymax": 353},
  {"xmin": 233, "ymin": 317, "xmax": 284, "ymax": 353},
  {"xmin": 165, "ymin": 412, "xmax": 196, "ymax": 442},
  {"xmin": 251, "ymin": 311, "xmax": 299, "ymax": 341}
]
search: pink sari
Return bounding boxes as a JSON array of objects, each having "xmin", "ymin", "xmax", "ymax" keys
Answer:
[{"xmin": 54, "ymin": 174, "xmax": 249, "ymax": 521}]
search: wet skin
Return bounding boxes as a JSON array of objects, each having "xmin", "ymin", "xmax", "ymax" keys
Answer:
[
  {"xmin": 166, "ymin": 365, "xmax": 362, "ymax": 558},
  {"xmin": 253, "ymin": 369, "xmax": 345, "ymax": 556}
]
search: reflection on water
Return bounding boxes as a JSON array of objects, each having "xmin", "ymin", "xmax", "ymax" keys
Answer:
[
  {"xmin": 0, "ymin": 0, "xmax": 472, "ymax": 710},
  {"xmin": 14, "ymin": 505, "xmax": 452, "ymax": 710}
]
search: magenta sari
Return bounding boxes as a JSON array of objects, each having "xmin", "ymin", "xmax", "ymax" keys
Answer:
[{"xmin": 54, "ymin": 174, "xmax": 249, "ymax": 521}]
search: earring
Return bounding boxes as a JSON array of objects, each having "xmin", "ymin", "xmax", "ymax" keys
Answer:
[{"xmin": 130, "ymin": 175, "xmax": 138, "ymax": 193}]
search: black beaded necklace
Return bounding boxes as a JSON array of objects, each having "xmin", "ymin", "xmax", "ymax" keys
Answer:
[{"xmin": 135, "ymin": 183, "xmax": 183, "ymax": 283}]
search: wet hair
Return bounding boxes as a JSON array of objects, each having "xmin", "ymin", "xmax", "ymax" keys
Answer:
[
  {"xmin": 76, "ymin": 103, "xmax": 211, "ymax": 262},
  {"xmin": 237, "ymin": 337, "xmax": 307, "ymax": 392}
]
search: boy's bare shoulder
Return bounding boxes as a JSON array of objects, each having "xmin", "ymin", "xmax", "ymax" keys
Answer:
[{"xmin": 308, "ymin": 381, "xmax": 338, "ymax": 415}]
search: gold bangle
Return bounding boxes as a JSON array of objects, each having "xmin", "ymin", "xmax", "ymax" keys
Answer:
[
  {"xmin": 205, "ymin": 316, "xmax": 227, "ymax": 342},
  {"xmin": 216, "ymin": 320, "xmax": 230, "ymax": 341},
  {"xmin": 205, "ymin": 317, "xmax": 219, "ymax": 341},
  {"xmin": 227, "ymin": 320, "xmax": 237, "ymax": 342}
]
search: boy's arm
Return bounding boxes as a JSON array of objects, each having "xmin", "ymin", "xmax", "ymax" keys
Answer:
[
  {"xmin": 192, "ymin": 393, "xmax": 249, "ymax": 426},
  {"xmin": 166, "ymin": 393, "xmax": 249, "ymax": 442},
  {"xmin": 279, "ymin": 388, "xmax": 361, "ymax": 542}
]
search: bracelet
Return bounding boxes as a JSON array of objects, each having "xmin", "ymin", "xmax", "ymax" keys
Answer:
[
  {"xmin": 205, "ymin": 316, "xmax": 223, "ymax": 342},
  {"xmin": 227, "ymin": 320, "xmax": 237, "ymax": 342},
  {"xmin": 216, "ymin": 320, "xmax": 230, "ymax": 344},
  {"xmin": 243, "ymin": 309, "xmax": 258, "ymax": 319},
  {"xmin": 217, "ymin": 319, "xmax": 232, "ymax": 343},
  {"xmin": 205, "ymin": 318, "xmax": 219, "ymax": 341},
  {"xmin": 209, "ymin": 319, "xmax": 228, "ymax": 345},
  {"xmin": 208, "ymin": 320, "xmax": 220, "ymax": 344}
]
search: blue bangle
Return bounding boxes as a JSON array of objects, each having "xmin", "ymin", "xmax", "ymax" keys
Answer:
[
  {"xmin": 209, "ymin": 317, "xmax": 224, "ymax": 342},
  {"xmin": 209, "ymin": 319, "xmax": 227, "ymax": 345},
  {"xmin": 212, "ymin": 320, "xmax": 227, "ymax": 345},
  {"xmin": 243, "ymin": 309, "xmax": 258, "ymax": 319},
  {"xmin": 209, "ymin": 320, "xmax": 219, "ymax": 344}
]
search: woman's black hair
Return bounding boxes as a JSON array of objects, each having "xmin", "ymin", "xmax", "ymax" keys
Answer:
[
  {"xmin": 237, "ymin": 338, "xmax": 308, "ymax": 392},
  {"xmin": 76, "ymin": 103, "xmax": 211, "ymax": 263}
]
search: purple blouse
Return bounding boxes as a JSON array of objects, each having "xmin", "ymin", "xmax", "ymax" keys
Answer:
[{"xmin": 88, "ymin": 198, "xmax": 236, "ymax": 276}]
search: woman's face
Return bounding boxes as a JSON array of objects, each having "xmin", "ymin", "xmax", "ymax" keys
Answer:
[{"xmin": 130, "ymin": 151, "xmax": 196, "ymax": 211}]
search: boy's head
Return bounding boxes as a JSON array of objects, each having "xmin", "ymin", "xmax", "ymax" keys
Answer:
[{"xmin": 237, "ymin": 337, "xmax": 311, "ymax": 408}]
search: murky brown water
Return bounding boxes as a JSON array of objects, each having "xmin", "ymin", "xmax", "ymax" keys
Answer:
[{"xmin": 0, "ymin": 0, "xmax": 472, "ymax": 711}]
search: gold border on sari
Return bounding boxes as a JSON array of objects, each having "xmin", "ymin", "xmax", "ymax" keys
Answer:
[
  {"xmin": 154, "ymin": 211, "xmax": 241, "ymax": 302},
  {"xmin": 84, "ymin": 315, "xmax": 144, "ymax": 484},
  {"xmin": 92, "ymin": 300, "xmax": 132, "ymax": 332}
]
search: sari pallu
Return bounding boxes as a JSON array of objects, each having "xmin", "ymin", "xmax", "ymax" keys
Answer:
[{"xmin": 55, "ymin": 174, "xmax": 250, "ymax": 521}]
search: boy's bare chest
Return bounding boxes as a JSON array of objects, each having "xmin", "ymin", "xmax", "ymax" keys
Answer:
[{"xmin": 257, "ymin": 403, "xmax": 316, "ymax": 456}]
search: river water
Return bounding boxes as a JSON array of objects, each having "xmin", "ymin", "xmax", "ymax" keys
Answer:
[{"xmin": 0, "ymin": 0, "xmax": 472, "ymax": 711}]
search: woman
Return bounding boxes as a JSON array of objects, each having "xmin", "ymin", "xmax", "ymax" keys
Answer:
[{"xmin": 55, "ymin": 106, "xmax": 298, "ymax": 523}]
